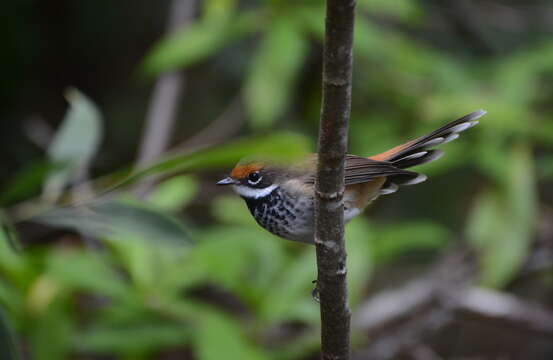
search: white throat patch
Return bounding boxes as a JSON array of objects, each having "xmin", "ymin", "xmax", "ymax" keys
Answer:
[{"xmin": 233, "ymin": 184, "xmax": 278, "ymax": 199}]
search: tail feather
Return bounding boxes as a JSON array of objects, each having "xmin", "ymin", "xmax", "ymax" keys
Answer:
[
  {"xmin": 375, "ymin": 110, "xmax": 485, "ymax": 195},
  {"xmin": 370, "ymin": 110, "xmax": 485, "ymax": 167},
  {"xmin": 391, "ymin": 149, "xmax": 444, "ymax": 169},
  {"xmin": 371, "ymin": 110, "xmax": 486, "ymax": 169}
]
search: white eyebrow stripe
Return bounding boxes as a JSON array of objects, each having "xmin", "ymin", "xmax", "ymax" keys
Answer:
[{"xmin": 233, "ymin": 184, "xmax": 278, "ymax": 199}]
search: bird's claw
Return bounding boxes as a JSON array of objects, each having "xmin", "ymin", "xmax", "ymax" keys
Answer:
[{"xmin": 311, "ymin": 280, "xmax": 320, "ymax": 303}]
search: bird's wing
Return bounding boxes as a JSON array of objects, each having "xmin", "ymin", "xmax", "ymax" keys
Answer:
[
  {"xmin": 344, "ymin": 155, "xmax": 420, "ymax": 186},
  {"xmin": 299, "ymin": 110, "xmax": 485, "ymax": 192},
  {"xmin": 300, "ymin": 155, "xmax": 419, "ymax": 186}
]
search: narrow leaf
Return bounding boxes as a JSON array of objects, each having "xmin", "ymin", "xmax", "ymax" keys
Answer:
[
  {"xmin": 467, "ymin": 144, "xmax": 536, "ymax": 288},
  {"xmin": 194, "ymin": 311, "xmax": 267, "ymax": 360},
  {"xmin": 32, "ymin": 200, "xmax": 191, "ymax": 245},
  {"xmin": 373, "ymin": 221, "xmax": 451, "ymax": 265},
  {"xmin": 46, "ymin": 252, "xmax": 130, "ymax": 299},
  {"xmin": 123, "ymin": 132, "xmax": 310, "ymax": 188},
  {"xmin": 0, "ymin": 161, "xmax": 57, "ymax": 205},
  {"xmin": 244, "ymin": 18, "xmax": 307, "ymax": 128},
  {"xmin": 147, "ymin": 175, "xmax": 198, "ymax": 211},
  {"xmin": 15, "ymin": 132, "xmax": 310, "ymax": 223},
  {"xmin": 142, "ymin": 11, "xmax": 258, "ymax": 76},
  {"xmin": 75, "ymin": 324, "xmax": 190, "ymax": 354},
  {"xmin": 29, "ymin": 299, "xmax": 72, "ymax": 360},
  {"xmin": 43, "ymin": 88, "xmax": 102, "ymax": 202},
  {"xmin": 0, "ymin": 308, "xmax": 21, "ymax": 360},
  {"xmin": 0, "ymin": 211, "xmax": 22, "ymax": 253}
]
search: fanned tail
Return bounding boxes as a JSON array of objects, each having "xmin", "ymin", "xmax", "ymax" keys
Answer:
[{"xmin": 370, "ymin": 110, "xmax": 485, "ymax": 194}]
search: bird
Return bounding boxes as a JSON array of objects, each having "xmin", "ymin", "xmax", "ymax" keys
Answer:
[{"xmin": 217, "ymin": 110, "xmax": 485, "ymax": 244}]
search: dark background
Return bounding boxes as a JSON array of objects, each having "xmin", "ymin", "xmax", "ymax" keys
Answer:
[{"xmin": 1, "ymin": 1, "xmax": 552, "ymax": 359}]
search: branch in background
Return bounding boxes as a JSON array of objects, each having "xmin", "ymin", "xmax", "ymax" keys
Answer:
[
  {"xmin": 134, "ymin": 0, "xmax": 197, "ymax": 197},
  {"xmin": 458, "ymin": 287, "xmax": 553, "ymax": 335},
  {"xmin": 314, "ymin": 1, "xmax": 356, "ymax": 359},
  {"xmin": 23, "ymin": 115, "xmax": 54, "ymax": 150},
  {"xmin": 353, "ymin": 250, "xmax": 473, "ymax": 360},
  {"xmin": 174, "ymin": 95, "xmax": 243, "ymax": 153},
  {"xmin": 411, "ymin": 345, "xmax": 443, "ymax": 360},
  {"xmin": 352, "ymin": 249, "xmax": 553, "ymax": 360}
]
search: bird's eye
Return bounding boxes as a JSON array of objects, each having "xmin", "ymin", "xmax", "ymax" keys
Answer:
[{"xmin": 247, "ymin": 172, "xmax": 262, "ymax": 185}]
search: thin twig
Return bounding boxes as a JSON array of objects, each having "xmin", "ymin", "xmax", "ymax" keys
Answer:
[
  {"xmin": 134, "ymin": 0, "xmax": 197, "ymax": 197},
  {"xmin": 314, "ymin": 1, "xmax": 356, "ymax": 359}
]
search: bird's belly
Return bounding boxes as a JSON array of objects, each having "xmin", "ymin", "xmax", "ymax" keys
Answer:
[
  {"xmin": 252, "ymin": 203, "xmax": 361, "ymax": 243},
  {"xmin": 284, "ymin": 204, "xmax": 360, "ymax": 243},
  {"xmin": 244, "ymin": 187, "xmax": 371, "ymax": 244},
  {"xmin": 244, "ymin": 189, "xmax": 315, "ymax": 243},
  {"xmin": 344, "ymin": 207, "xmax": 361, "ymax": 222}
]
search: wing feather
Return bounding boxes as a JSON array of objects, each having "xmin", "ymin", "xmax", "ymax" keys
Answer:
[{"xmin": 344, "ymin": 155, "xmax": 420, "ymax": 185}]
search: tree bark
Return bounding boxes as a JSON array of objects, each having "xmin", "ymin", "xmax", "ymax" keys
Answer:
[{"xmin": 314, "ymin": 1, "xmax": 356, "ymax": 359}]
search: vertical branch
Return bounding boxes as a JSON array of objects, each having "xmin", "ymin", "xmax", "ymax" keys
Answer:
[
  {"xmin": 134, "ymin": 0, "xmax": 197, "ymax": 197},
  {"xmin": 315, "ymin": 1, "xmax": 356, "ymax": 360}
]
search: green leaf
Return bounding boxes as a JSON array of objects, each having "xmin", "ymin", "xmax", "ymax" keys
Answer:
[
  {"xmin": 0, "ymin": 211, "xmax": 23, "ymax": 254},
  {"xmin": 372, "ymin": 221, "xmax": 451, "ymax": 265},
  {"xmin": 123, "ymin": 132, "xmax": 310, "ymax": 187},
  {"xmin": 507, "ymin": 144, "xmax": 537, "ymax": 241},
  {"xmin": 45, "ymin": 251, "xmax": 130, "ymax": 299},
  {"xmin": 202, "ymin": 0, "xmax": 237, "ymax": 19},
  {"xmin": 106, "ymin": 235, "xmax": 160, "ymax": 291},
  {"xmin": 537, "ymin": 155, "xmax": 553, "ymax": 180},
  {"xmin": 259, "ymin": 249, "xmax": 318, "ymax": 323},
  {"xmin": 16, "ymin": 132, "xmax": 311, "ymax": 222},
  {"xmin": 75, "ymin": 324, "xmax": 191, "ymax": 354},
  {"xmin": 142, "ymin": 11, "xmax": 258, "ymax": 76},
  {"xmin": 0, "ymin": 283, "xmax": 22, "ymax": 318},
  {"xmin": 0, "ymin": 222, "xmax": 28, "ymax": 287},
  {"xmin": 105, "ymin": 235, "xmax": 192, "ymax": 293},
  {"xmin": 0, "ymin": 161, "xmax": 57, "ymax": 205},
  {"xmin": 211, "ymin": 195, "xmax": 258, "ymax": 226},
  {"xmin": 194, "ymin": 311, "xmax": 267, "ymax": 360},
  {"xmin": 147, "ymin": 175, "xmax": 198, "ymax": 211},
  {"xmin": 29, "ymin": 298, "xmax": 72, "ymax": 360},
  {"xmin": 32, "ymin": 200, "xmax": 192, "ymax": 245},
  {"xmin": 357, "ymin": 0, "xmax": 422, "ymax": 22},
  {"xmin": 474, "ymin": 125, "xmax": 510, "ymax": 182},
  {"xmin": 294, "ymin": 4, "xmax": 325, "ymax": 38},
  {"xmin": 0, "ymin": 308, "xmax": 21, "ymax": 360},
  {"xmin": 467, "ymin": 144, "xmax": 536, "ymax": 288},
  {"xmin": 244, "ymin": 18, "xmax": 308, "ymax": 128},
  {"xmin": 493, "ymin": 44, "xmax": 553, "ymax": 105},
  {"xmin": 466, "ymin": 191, "xmax": 503, "ymax": 250},
  {"xmin": 188, "ymin": 226, "xmax": 280, "ymax": 291},
  {"xmin": 345, "ymin": 218, "xmax": 374, "ymax": 306},
  {"xmin": 43, "ymin": 88, "xmax": 103, "ymax": 202},
  {"xmin": 467, "ymin": 190, "xmax": 527, "ymax": 288}
]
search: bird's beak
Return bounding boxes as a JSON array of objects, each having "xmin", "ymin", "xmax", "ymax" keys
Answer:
[{"xmin": 216, "ymin": 177, "xmax": 236, "ymax": 186}]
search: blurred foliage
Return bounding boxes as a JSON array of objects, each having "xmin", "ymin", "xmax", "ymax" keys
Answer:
[
  {"xmin": 467, "ymin": 143, "xmax": 537, "ymax": 288},
  {"xmin": 42, "ymin": 89, "xmax": 103, "ymax": 204},
  {"xmin": 1, "ymin": 0, "xmax": 552, "ymax": 359}
]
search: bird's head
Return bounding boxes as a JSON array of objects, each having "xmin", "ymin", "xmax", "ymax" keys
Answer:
[{"xmin": 216, "ymin": 159, "xmax": 281, "ymax": 199}]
